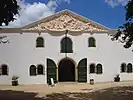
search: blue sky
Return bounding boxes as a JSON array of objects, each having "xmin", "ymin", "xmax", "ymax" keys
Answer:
[
  {"xmin": 24, "ymin": 0, "xmax": 127, "ymax": 29},
  {"xmin": 6, "ymin": 0, "xmax": 128, "ymax": 29}
]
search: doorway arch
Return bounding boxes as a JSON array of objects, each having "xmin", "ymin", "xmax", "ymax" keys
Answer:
[{"xmin": 58, "ymin": 58, "xmax": 75, "ymax": 82}]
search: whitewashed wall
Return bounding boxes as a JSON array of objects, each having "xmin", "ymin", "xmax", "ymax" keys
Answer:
[{"xmin": 0, "ymin": 31, "xmax": 133, "ymax": 85}]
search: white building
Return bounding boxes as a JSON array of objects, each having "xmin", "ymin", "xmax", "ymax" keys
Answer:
[{"xmin": 0, "ymin": 10, "xmax": 132, "ymax": 85}]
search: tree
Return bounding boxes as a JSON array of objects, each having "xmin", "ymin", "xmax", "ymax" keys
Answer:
[
  {"xmin": 0, "ymin": 0, "xmax": 20, "ymax": 26},
  {"xmin": 112, "ymin": 0, "xmax": 133, "ymax": 49}
]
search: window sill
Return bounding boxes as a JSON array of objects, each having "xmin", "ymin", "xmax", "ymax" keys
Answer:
[
  {"xmin": 96, "ymin": 73, "xmax": 103, "ymax": 75},
  {"xmin": 36, "ymin": 47, "xmax": 44, "ymax": 48},
  {"xmin": 89, "ymin": 73, "xmax": 96, "ymax": 74},
  {"xmin": 37, "ymin": 74, "xmax": 44, "ymax": 75},
  {"xmin": 0, "ymin": 75, "xmax": 8, "ymax": 76},
  {"xmin": 30, "ymin": 75, "xmax": 37, "ymax": 76},
  {"xmin": 60, "ymin": 52, "xmax": 73, "ymax": 53}
]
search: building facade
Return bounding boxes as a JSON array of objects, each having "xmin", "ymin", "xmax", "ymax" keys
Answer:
[{"xmin": 0, "ymin": 10, "xmax": 133, "ymax": 85}]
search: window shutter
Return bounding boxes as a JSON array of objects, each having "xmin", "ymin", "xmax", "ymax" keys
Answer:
[{"xmin": 96, "ymin": 64, "xmax": 103, "ymax": 74}]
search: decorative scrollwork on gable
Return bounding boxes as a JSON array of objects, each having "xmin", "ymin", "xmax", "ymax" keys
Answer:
[{"xmin": 24, "ymin": 13, "xmax": 109, "ymax": 32}]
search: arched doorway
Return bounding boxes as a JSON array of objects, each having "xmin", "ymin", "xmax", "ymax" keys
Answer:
[{"xmin": 58, "ymin": 58, "xmax": 75, "ymax": 82}]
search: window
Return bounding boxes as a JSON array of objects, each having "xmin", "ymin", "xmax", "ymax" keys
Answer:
[
  {"xmin": 121, "ymin": 63, "xmax": 126, "ymax": 73},
  {"xmin": 96, "ymin": 63, "xmax": 103, "ymax": 74},
  {"xmin": 30, "ymin": 65, "xmax": 36, "ymax": 76},
  {"xmin": 61, "ymin": 37, "xmax": 73, "ymax": 53},
  {"xmin": 90, "ymin": 63, "xmax": 95, "ymax": 73},
  {"xmin": 88, "ymin": 37, "xmax": 96, "ymax": 47},
  {"xmin": 127, "ymin": 63, "xmax": 132, "ymax": 73},
  {"xmin": 1, "ymin": 64, "xmax": 8, "ymax": 75},
  {"xmin": 37, "ymin": 64, "xmax": 44, "ymax": 75},
  {"xmin": 36, "ymin": 37, "xmax": 44, "ymax": 47}
]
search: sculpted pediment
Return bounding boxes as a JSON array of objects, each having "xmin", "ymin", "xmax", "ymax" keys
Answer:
[{"xmin": 22, "ymin": 10, "xmax": 110, "ymax": 33}]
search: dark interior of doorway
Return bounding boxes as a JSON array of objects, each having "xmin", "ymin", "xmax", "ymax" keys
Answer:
[{"xmin": 58, "ymin": 59, "xmax": 75, "ymax": 82}]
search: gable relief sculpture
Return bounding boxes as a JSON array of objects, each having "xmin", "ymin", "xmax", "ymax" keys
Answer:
[{"xmin": 23, "ymin": 14, "xmax": 109, "ymax": 32}]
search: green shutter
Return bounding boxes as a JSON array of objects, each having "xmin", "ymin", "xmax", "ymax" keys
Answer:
[
  {"xmin": 36, "ymin": 37, "xmax": 44, "ymax": 47},
  {"xmin": 88, "ymin": 37, "xmax": 96, "ymax": 47},
  {"xmin": 47, "ymin": 58, "xmax": 57, "ymax": 84},
  {"xmin": 30, "ymin": 65, "xmax": 36, "ymax": 76},
  {"xmin": 90, "ymin": 64, "xmax": 95, "ymax": 73},
  {"xmin": 127, "ymin": 63, "xmax": 132, "ymax": 73},
  {"xmin": 121, "ymin": 63, "xmax": 126, "ymax": 73},
  {"xmin": 77, "ymin": 58, "xmax": 87, "ymax": 82},
  {"xmin": 61, "ymin": 37, "xmax": 73, "ymax": 53},
  {"xmin": 96, "ymin": 64, "xmax": 103, "ymax": 74}
]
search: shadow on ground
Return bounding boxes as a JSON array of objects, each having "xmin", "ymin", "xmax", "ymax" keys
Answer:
[
  {"xmin": 45, "ymin": 86, "xmax": 133, "ymax": 100},
  {"xmin": 0, "ymin": 86, "xmax": 133, "ymax": 100},
  {"xmin": 0, "ymin": 90, "xmax": 44, "ymax": 100}
]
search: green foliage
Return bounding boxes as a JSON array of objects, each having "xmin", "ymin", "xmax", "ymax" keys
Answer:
[
  {"xmin": 12, "ymin": 76, "xmax": 19, "ymax": 80},
  {"xmin": 113, "ymin": 0, "xmax": 133, "ymax": 49},
  {"xmin": 0, "ymin": 0, "xmax": 20, "ymax": 26}
]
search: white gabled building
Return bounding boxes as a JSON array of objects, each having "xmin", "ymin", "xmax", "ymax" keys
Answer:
[{"xmin": 0, "ymin": 10, "xmax": 132, "ymax": 85}]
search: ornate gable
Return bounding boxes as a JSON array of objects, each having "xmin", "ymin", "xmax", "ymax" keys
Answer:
[{"xmin": 22, "ymin": 10, "xmax": 110, "ymax": 33}]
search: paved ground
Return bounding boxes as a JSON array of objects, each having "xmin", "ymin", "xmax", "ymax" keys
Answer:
[{"xmin": 0, "ymin": 81, "xmax": 133, "ymax": 100}]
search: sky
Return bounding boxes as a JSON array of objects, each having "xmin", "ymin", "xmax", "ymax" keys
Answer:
[{"xmin": 5, "ymin": 0, "xmax": 130, "ymax": 29}]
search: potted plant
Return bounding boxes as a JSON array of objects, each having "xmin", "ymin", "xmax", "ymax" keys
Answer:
[
  {"xmin": 90, "ymin": 79, "xmax": 94, "ymax": 85},
  {"xmin": 12, "ymin": 76, "xmax": 19, "ymax": 86},
  {"xmin": 114, "ymin": 74, "xmax": 120, "ymax": 82}
]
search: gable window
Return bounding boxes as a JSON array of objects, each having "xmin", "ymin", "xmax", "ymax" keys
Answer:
[
  {"xmin": 37, "ymin": 64, "xmax": 44, "ymax": 75},
  {"xmin": 36, "ymin": 37, "xmax": 44, "ymax": 47},
  {"xmin": 90, "ymin": 63, "xmax": 95, "ymax": 73},
  {"xmin": 61, "ymin": 37, "xmax": 73, "ymax": 53},
  {"xmin": 127, "ymin": 63, "xmax": 132, "ymax": 73},
  {"xmin": 30, "ymin": 65, "xmax": 36, "ymax": 76},
  {"xmin": 121, "ymin": 63, "xmax": 126, "ymax": 73},
  {"xmin": 88, "ymin": 37, "xmax": 96, "ymax": 47},
  {"xmin": 96, "ymin": 63, "xmax": 103, "ymax": 74},
  {"xmin": 1, "ymin": 64, "xmax": 8, "ymax": 75}
]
